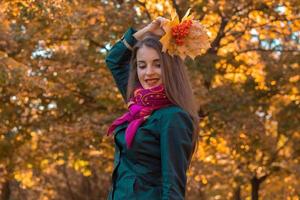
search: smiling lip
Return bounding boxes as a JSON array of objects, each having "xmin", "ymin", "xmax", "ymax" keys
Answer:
[
  {"xmin": 145, "ymin": 78, "xmax": 159, "ymax": 82},
  {"xmin": 145, "ymin": 78, "xmax": 159, "ymax": 85}
]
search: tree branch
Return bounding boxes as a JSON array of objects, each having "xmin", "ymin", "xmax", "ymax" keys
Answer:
[
  {"xmin": 135, "ymin": 0, "xmax": 152, "ymax": 21},
  {"xmin": 171, "ymin": 0, "xmax": 182, "ymax": 19},
  {"xmin": 208, "ymin": 14, "xmax": 229, "ymax": 54},
  {"xmin": 237, "ymin": 48, "xmax": 300, "ymax": 54}
]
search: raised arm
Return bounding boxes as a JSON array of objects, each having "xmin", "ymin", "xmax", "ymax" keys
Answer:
[
  {"xmin": 105, "ymin": 18, "xmax": 167, "ymax": 102},
  {"xmin": 105, "ymin": 28, "xmax": 137, "ymax": 101}
]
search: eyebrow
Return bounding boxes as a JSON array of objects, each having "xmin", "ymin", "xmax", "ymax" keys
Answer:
[{"xmin": 137, "ymin": 59, "xmax": 160, "ymax": 63}]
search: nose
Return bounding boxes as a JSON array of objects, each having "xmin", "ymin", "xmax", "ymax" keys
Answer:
[{"xmin": 145, "ymin": 65, "xmax": 155, "ymax": 75}]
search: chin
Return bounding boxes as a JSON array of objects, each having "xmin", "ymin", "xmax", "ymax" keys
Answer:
[{"xmin": 143, "ymin": 83, "xmax": 161, "ymax": 89}]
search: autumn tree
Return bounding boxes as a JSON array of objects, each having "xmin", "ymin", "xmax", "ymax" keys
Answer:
[{"xmin": 0, "ymin": 0, "xmax": 299, "ymax": 199}]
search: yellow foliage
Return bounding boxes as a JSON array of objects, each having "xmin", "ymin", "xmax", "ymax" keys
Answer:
[
  {"xmin": 287, "ymin": 196, "xmax": 299, "ymax": 200},
  {"xmin": 265, "ymin": 119, "xmax": 278, "ymax": 137},
  {"xmin": 160, "ymin": 8, "xmax": 210, "ymax": 59},
  {"xmin": 56, "ymin": 159, "xmax": 65, "ymax": 165},
  {"xmin": 201, "ymin": 176, "xmax": 208, "ymax": 184},
  {"xmin": 240, "ymin": 145, "xmax": 250, "ymax": 151},
  {"xmin": 14, "ymin": 170, "xmax": 37, "ymax": 189},
  {"xmin": 209, "ymin": 137, "xmax": 217, "ymax": 145},
  {"xmin": 41, "ymin": 159, "xmax": 49, "ymax": 169},
  {"xmin": 194, "ymin": 175, "xmax": 201, "ymax": 182},
  {"xmin": 289, "ymin": 75, "xmax": 300, "ymax": 83},
  {"xmin": 255, "ymin": 150, "xmax": 263, "ymax": 162},
  {"xmin": 239, "ymin": 133, "xmax": 247, "ymax": 139},
  {"xmin": 195, "ymin": 142, "xmax": 206, "ymax": 160},
  {"xmin": 71, "ymin": 159, "xmax": 92, "ymax": 176},
  {"xmin": 82, "ymin": 169, "xmax": 92, "ymax": 177},
  {"xmin": 277, "ymin": 134, "xmax": 288, "ymax": 149},
  {"xmin": 88, "ymin": 150, "xmax": 104, "ymax": 156},
  {"xmin": 212, "ymin": 74, "xmax": 223, "ymax": 88},
  {"xmin": 104, "ymin": 165, "xmax": 114, "ymax": 173},
  {"xmin": 30, "ymin": 131, "xmax": 38, "ymax": 150},
  {"xmin": 249, "ymin": 10, "xmax": 268, "ymax": 24},
  {"xmin": 224, "ymin": 73, "xmax": 247, "ymax": 83},
  {"xmin": 73, "ymin": 159, "xmax": 89, "ymax": 171},
  {"xmin": 214, "ymin": 55, "xmax": 267, "ymax": 86},
  {"xmin": 291, "ymin": 87, "xmax": 299, "ymax": 95},
  {"xmin": 1, "ymin": 0, "xmax": 299, "ymax": 198}
]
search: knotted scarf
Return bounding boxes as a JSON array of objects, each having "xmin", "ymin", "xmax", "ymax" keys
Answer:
[{"xmin": 107, "ymin": 83, "xmax": 173, "ymax": 148}]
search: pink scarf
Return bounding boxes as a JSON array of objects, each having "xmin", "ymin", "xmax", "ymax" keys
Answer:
[{"xmin": 107, "ymin": 83, "xmax": 173, "ymax": 148}]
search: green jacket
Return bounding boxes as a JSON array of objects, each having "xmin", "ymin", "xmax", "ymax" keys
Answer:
[{"xmin": 105, "ymin": 28, "xmax": 194, "ymax": 200}]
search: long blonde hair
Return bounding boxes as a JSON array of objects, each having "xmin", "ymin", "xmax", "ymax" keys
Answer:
[{"xmin": 126, "ymin": 33, "xmax": 199, "ymax": 161}]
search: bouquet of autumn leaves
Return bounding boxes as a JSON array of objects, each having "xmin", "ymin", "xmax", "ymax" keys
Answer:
[{"xmin": 160, "ymin": 9, "xmax": 211, "ymax": 60}]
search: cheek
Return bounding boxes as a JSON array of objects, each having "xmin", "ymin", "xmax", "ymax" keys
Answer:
[
  {"xmin": 156, "ymin": 68, "xmax": 162, "ymax": 78},
  {"xmin": 137, "ymin": 68, "xmax": 144, "ymax": 80}
]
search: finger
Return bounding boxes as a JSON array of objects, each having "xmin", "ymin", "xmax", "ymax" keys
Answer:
[
  {"xmin": 158, "ymin": 28, "xmax": 165, "ymax": 35},
  {"xmin": 154, "ymin": 28, "xmax": 165, "ymax": 37},
  {"xmin": 152, "ymin": 18, "xmax": 160, "ymax": 25},
  {"xmin": 156, "ymin": 17, "xmax": 168, "ymax": 26},
  {"xmin": 153, "ymin": 17, "xmax": 162, "ymax": 24}
]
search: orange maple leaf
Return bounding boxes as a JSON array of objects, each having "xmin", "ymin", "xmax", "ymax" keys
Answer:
[{"xmin": 160, "ymin": 8, "xmax": 211, "ymax": 60}]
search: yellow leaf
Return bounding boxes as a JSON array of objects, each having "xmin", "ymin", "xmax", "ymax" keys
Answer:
[
  {"xmin": 182, "ymin": 8, "xmax": 194, "ymax": 21},
  {"xmin": 160, "ymin": 9, "xmax": 211, "ymax": 60}
]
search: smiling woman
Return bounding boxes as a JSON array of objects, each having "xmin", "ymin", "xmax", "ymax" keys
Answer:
[
  {"xmin": 136, "ymin": 45, "xmax": 162, "ymax": 89},
  {"xmin": 105, "ymin": 17, "xmax": 199, "ymax": 200}
]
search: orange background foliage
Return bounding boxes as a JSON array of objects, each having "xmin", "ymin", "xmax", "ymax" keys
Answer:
[{"xmin": 0, "ymin": 0, "xmax": 299, "ymax": 199}]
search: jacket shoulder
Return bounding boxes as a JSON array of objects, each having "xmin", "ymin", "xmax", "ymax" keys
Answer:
[{"xmin": 154, "ymin": 105, "xmax": 193, "ymax": 128}]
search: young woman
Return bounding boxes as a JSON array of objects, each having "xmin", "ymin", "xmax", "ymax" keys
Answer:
[{"xmin": 105, "ymin": 18, "xmax": 199, "ymax": 200}]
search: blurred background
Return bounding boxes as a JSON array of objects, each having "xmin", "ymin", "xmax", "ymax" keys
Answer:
[{"xmin": 0, "ymin": 0, "xmax": 299, "ymax": 199}]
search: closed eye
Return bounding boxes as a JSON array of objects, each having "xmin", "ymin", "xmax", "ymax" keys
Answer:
[
  {"xmin": 138, "ymin": 65, "xmax": 146, "ymax": 69},
  {"xmin": 154, "ymin": 64, "xmax": 161, "ymax": 68}
]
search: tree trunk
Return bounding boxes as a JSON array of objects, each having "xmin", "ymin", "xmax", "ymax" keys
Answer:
[
  {"xmin": 251, "ymin": 175, "xmax": 268, "ymax": 200},
  {"xmin": 62, "ymin": 165, "xmax": 77, "ymax": 200},
  {"xmin": 81, "ymin": 176, "xmax": 92, "ymax": 200},
  {"xmin": 1, "ymin": 180, "xmax": 11, "ymax": 200},
  {"xmin": 233, "ymin": 185, "xmax": 241, "ymax": 200},
  {"xmin": 251, "ymin": 177, "xmax": 260, "ymax": 200}
]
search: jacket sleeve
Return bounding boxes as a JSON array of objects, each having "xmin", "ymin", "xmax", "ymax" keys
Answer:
[
  {"xmin": 105, "ymin": 27, "xmax": 137, "ymax": 101},
  {"xmin": 160, "ymin": 109, "xmax": 194, "ymax": 200}
]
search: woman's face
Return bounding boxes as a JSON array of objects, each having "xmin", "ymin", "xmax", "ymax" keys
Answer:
[{"xmin": 136, "ymin": 45, "xmax": 162, "ymax": 89}]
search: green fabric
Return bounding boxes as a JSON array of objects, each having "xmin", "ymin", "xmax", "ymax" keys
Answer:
[
  {"xmin": 105, "ymin": 28, "xmax": 193, "ymax": 200},
  {"xmin": 105, "ymin": 27, "xmax": 137, "ymax": 101}
]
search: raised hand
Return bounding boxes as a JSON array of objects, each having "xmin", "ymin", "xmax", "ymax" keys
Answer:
[
  {"xmin": 133, "ymin": 17, "xmax": 168, "ymax": 40},
  {"xmin": 146, "ymin": 17, "xmax": 168, "ymax": 37}
]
